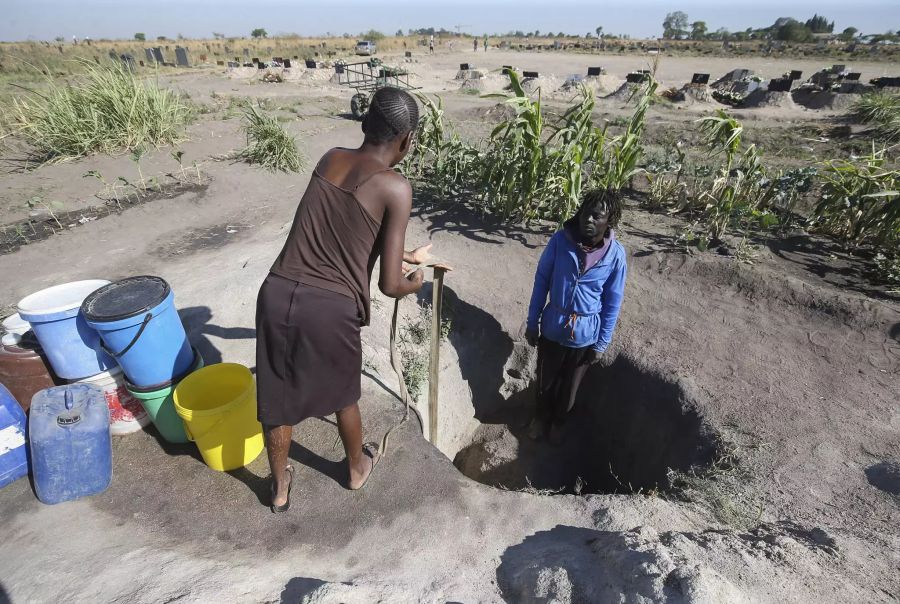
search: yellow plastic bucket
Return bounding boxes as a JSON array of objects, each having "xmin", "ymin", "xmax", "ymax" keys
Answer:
[{"xmin": 173, "ymin": 363, "xmax": 263, "ymax": 471}]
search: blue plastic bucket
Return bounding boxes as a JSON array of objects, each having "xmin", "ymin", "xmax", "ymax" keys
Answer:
[
  {"xmin": 0, "ymin": 384, "xmax": 28, "ymax": 489},
  {"xmin": 17, "ymin": 280, "xmax": 116, "ymax": 380},
  {"xmin": 81, "ymin": 276, "xmax": 193, "ymax": 389}
]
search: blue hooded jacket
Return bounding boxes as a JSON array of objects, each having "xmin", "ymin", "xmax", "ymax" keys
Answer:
[{"xmin": 526, "ymin": 229, "xmax": 627, "ymax": 353}]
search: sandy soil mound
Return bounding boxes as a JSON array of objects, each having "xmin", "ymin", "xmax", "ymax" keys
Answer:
[
  {"xmin": 476, "ymin": 102, "xmax": 516, "ymax": 121},
  {"xmin": 602, "ymin": 82, "xmax": 645, "ymax": 103},
  {"xmin": 740, "ymin": 89, "xmax": 797, "ymax": 109},
  {"xmin": 458, "ymin": 73, "xmax": 509, "ymax": 94},
  {"xmin": 455, "ymin": 68, "xmax": 486, "ymax": 81},
  {"xmin": 558, "ymin": 74, "xmax": 622, "ymax": 96},
  {"xmin": 520, "ymin": 75, "xmax": 563, "ymax": 96},
  {"xmin": 668, "ymin": 84, "xmax": 717, "ymax": 106},
  {"xmin": 793, "ymin": 90, "xmax": 861, "ymax": 111},
  {"xmin": 224, "ymin": 66, "xmax": 259, "ymax": 79}
]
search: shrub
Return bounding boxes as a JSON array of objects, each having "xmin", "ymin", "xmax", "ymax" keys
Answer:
[
  {"xmin": 850, "ymin": 93, "xmax": 900, "ymax": 143},
  {"xmin": 10, "ymin": 60, "xmax": 193, "ymax": 162},
  {"xmin": 237, "ymin": 105, "xmax": 304, "ymax": 172}
]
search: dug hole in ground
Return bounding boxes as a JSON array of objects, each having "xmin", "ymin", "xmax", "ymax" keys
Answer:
[{"xmin": 0, "ymin": 59, "xmax": 898, "ymax": 603}]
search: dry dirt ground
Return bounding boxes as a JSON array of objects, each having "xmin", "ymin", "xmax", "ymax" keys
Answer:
[{"xmin": 0, "ymin": 50, "xmax": 898, "ymax": 603}]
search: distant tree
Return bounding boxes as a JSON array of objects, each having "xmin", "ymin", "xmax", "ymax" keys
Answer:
[
  {"xmin": 514, "ymin": 30, "xmax": 525, "ymax": 38},
  {"xmin": 595, "ymin": 26, "xmax": 603, "ymax": 37},
  {"xmin": 840, "ymin": 27, "xmax": 858, "ymax": 41},
  {"xmin": 663, "ymin": 11, "xmax": 690, "ymax": 39},
  {"xmin": 134, "ymin": 32, "xmax": 145, "ymax": 41},
  {"xmin": 585, "ymin": 32, "xmax": 593, "ymax": 38},
  {"xmin": 54, "ymin": 36, "xmax": 64, "ymax": 42},
  {"xmin": 212, "ymin": 32, "xmax": 225, "ymax": 39},
  {"xmin": 533, "ymin": 30, "xmax": 541, "ymax": 37},
  {"xmin": 251, "ymin": 28, "xmax": 267, "ymax": 39},
  {"xmin": 775, "ymin": 19, "xmax": 813, "ymax": 42},
  {"xmin": 713, "ymin": 28, "xmax": 731, "ymax": 40},
  {"xmin": 805, "ymin": 14, "xmax": 834, "ymax": 34},
  {"xmin": 363, "ymin": 29, "xmax": 385, "ymax": 41},
  {"xmin": 156, "ymin": 36, "xmax": 168, "ymax": 41},
  {"xmin": 690, "ymin": 21, "xmax": 707, "ymax": 40},
  {"xmin": 395, "ymin": 29, "xmax": 404, "ymax": 37}
]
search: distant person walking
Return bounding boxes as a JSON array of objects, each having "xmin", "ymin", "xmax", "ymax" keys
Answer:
[
  {"xmin": 429, "ymin": 34, "xmax": 434, "ymax": 54},
  {"xmin": 483, "ymin": 35, "xmax": 488, "ymax": 52},
  {"xmin": 473, "ymin": 38, "xmax": 478, "ymax": 52},
  {"xmin": 256, "ymin": 88, "xmax": 441, "ymax": 512}
]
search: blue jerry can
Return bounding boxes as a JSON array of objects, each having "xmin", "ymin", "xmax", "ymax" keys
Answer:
[
  {"xmin": 0, "ymin": 383, "xmax": 28, "ymax": 488},
  {"xmin": 29, "ymin": 384, "xmax": 112, "ymax": 504}
]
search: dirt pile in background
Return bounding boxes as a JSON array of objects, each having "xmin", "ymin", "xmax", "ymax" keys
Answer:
[
  {"xmin": 792, "ymin": 89, "xmax": 861, "ymax": 111},
  {"xmin": 741, "ymin": 89, "xmax": 797, "ymax": 109}
]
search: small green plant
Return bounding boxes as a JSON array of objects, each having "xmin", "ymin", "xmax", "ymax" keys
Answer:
[
  {"xmin": 130, "ymin": 145, "xmax": 148, "ymax": 189},
  {"xmin": 237, "ymin": 105, "xmax": 304, "ymax": 172},
  {"xmin": 171, "ymin": 150, "xmax": 187, "ymax": 180},
  {"xmin": 25, "ymin": 196, "xmax": 64, "ymax": 230},
  {"xmin": 873, "ymin": 251, "xmax": 900, "ymax": 291},
  {"xmin": 398, "ymin": 302, "xmax": 451, "ymax": 401}
]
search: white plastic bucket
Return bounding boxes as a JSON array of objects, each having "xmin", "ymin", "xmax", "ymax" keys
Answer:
[
  {"xmin": 1, "ymin": 314, "xmax": 30, "ymax": 347},
  {"xmin": 74, "ymin": 367, "xmax": 149, "ymax": 435}
]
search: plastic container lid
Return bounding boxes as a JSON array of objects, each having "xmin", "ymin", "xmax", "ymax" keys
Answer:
[
  {"xmin": 81, "ymin": 276, "xmax": 171, "ymax": 323},
  {"xmin": 17, "ymin": 280, "xmax": 111, "ymax": 320},
  {"xmin": 2, "ymin": 313, "xmax": 30, "ymax": 335}
]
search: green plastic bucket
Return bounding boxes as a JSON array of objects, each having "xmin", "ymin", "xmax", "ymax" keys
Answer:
[{"xmin": 126, "ymin": 348, "xmax": 204, "ymax": 443}]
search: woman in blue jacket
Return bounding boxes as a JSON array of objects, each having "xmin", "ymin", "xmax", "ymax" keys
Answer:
[{"xmin": 525, "ymin": 188, "xmax": 627, "ymax": 442}]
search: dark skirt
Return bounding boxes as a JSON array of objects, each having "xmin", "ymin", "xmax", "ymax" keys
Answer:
[
  {"xmin": 256, "ymin": 273, "xmax": 361, "ymax": 426},
  {"xmin": 536, "ymin": 337, "xmax": 592, "ymax": 425}
]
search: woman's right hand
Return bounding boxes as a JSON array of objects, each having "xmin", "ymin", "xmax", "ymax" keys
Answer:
[{"xmin": 404, "ymin": 268, "xmax": 425, "ymax": 294}]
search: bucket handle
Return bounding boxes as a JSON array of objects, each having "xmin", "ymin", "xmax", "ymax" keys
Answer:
[
  {"xmin": 182, "ymin": 415, "xmax": 229, "ymax": 444},
  {"xmin": 101, "ymin": 312, "xmax": 153, "ymax": 358}
]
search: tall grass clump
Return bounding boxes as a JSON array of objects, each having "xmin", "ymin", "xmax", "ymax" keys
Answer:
[
  {"xmin": 850, "ymin": 93, "xmax": 900, "ymax": 143},
  {"xmin": 10, "ymin": 60, "xmax": 193, "ymax": 162},
  {"xmin": 238, "ymin": 105, "xmax": 304, "ymax": 172}
]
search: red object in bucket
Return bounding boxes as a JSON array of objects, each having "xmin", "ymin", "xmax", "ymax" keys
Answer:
[{"xmin": 74, "ymin": 368, "xmax": 149, "ymax": 435}]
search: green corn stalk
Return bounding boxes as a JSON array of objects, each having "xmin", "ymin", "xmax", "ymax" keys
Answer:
[{"xmin": 814, "ymin": 144, "xmax": 900, "ymax": 246}]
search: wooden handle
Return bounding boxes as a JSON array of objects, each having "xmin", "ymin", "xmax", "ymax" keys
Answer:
[{"xmin": 428, "ymin": 267, "xmax": 446, "ymax": 445}]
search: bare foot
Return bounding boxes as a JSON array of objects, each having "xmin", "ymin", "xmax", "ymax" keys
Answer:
[{"xmin": 348, "ymin": 443, "xmax": 380, "ymax": 490}]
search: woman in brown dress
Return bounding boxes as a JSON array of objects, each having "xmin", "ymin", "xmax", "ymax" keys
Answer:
[{"xmin": 256, "ymin": 87, "xmax": 432, "ymax": 512}]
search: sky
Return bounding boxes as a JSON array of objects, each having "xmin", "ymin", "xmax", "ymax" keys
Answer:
[{"xmin": 3, "ymin": 0, "xmax": 898, "ymax": 42}]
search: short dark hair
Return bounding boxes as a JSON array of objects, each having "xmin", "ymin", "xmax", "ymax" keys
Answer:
[
  {"xmin": 579, "ymin": 187, "xmax": 622, "ymax": 229},
  {"xmin": 362, "ymin": 87, "xmax": 419, "ymax": 143}
]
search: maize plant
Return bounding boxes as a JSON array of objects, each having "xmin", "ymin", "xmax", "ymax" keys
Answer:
[
  {"xmin": 814, "ymin": 144, "xmax": 900, "ymax": 246},
  {"xmin": 696, "ymin": 112, "xmax": 775, "ymax": 241},
  {"xmin": 480, "ymin": 71, "xmax": 548, "ymax": 221},
  {"xmin": 594, "ymin": 79, "xmax": 657, "ymax": 192},
  {"xmin": 404, "ymin": 92, "xmax": 481, "ymax": 196}
]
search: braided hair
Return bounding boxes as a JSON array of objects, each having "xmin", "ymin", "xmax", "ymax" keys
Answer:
[
  {"xmin": 579, "ymin": 187, "xmax": 622, "ymax": 229},
  {"xmin": 362, "ymin": 87, "xmax": 419, "ymax": 144}
]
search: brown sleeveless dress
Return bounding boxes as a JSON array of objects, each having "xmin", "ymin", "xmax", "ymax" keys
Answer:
[{"xmin": 255, "ymin": 165, "xmax": 385, "ymax": 426}]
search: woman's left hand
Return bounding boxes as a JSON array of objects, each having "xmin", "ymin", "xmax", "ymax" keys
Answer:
[
  {"xmin": 586, "ymin": 349, "xmax": 603, "ymax": 365},
  {"xmin": 407, "ymin": 243, "xmax": 434, "ymax": 265}
]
